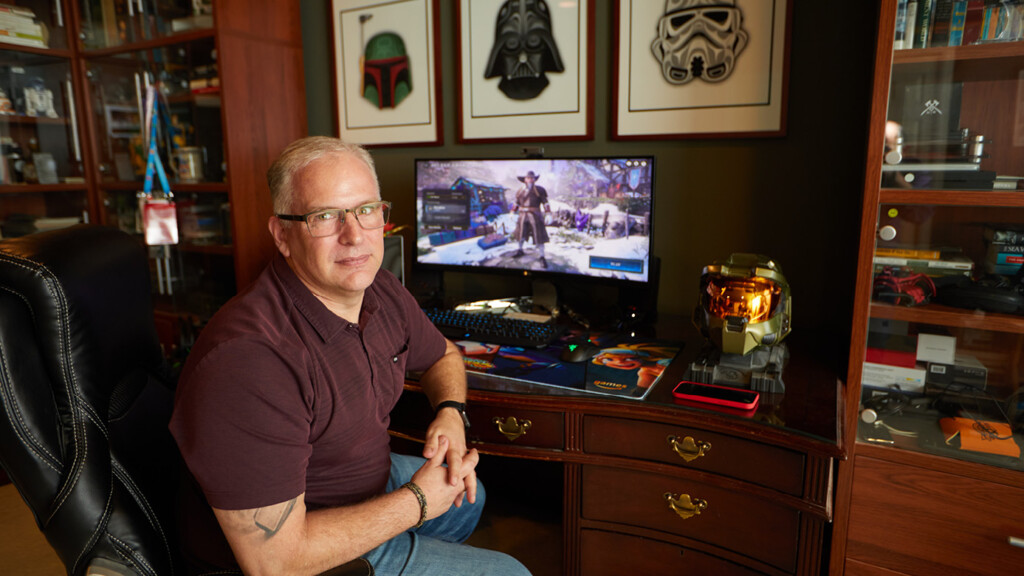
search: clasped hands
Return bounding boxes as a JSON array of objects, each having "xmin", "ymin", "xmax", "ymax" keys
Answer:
[{"xmin": 412, "ymin": 416, "xmax": 479, "ymax": 523}]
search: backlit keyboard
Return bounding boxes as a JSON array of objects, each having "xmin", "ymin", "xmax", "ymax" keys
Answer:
[{"xmin": 423, "ymin": 308, "xmax": 566, "ymax": 349}]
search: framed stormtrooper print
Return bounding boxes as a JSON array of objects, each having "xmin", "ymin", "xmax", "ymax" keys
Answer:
[
  {"xmin": 456, "ymin": 0, "xmax": 594, "ymax": 143},
  {"xmin": 330, "ymin": 0, "xmax": 442, "ymax": 146},
  {"xmin": 613, "ymin": 0, "xmax": 791, "ymax": 139}
]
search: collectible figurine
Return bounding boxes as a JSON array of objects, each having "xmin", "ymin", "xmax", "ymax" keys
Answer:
[{"xmin": 689, "ymin": 253, "xmax": 791, "ymax": 393}]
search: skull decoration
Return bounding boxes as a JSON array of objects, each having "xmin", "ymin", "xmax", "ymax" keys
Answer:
[
  {"xmin": 651, "ymin": 0, "xmax": 749, "ymax": 85},
  {"xmin": 484, "ymin": 0, "xmax": 564, "ymax": 100}
]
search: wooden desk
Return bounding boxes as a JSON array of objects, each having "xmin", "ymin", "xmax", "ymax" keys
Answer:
[{"xmin": 391, "ymin": 330, "xmax": 844, "ymax": 576}]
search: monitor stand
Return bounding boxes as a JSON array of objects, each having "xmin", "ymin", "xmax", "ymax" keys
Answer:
[{"xmin": 531, "ymin": 278, "xmax": 558, "ymax": 314}]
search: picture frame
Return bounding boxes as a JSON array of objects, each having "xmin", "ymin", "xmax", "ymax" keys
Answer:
[
  {"xmin": 456, "ymin": 0, "xmax": 593, "ymax": 143},
  {"xmin": 330, "ymin": 0, "xmax": 442, "ymax": 147},
  {"xmin": 613, "ymin": 0, "xmax": 791, "ymax": 139}
]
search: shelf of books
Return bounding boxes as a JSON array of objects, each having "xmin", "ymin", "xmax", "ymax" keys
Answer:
[{"xmin": 895, "ymin": 0, "xmax": 1024, "ymax": 51}]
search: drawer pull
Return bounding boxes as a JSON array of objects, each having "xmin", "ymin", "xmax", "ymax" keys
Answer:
[
  {"xmin": 492, "ymin": 416, "xmax": 532, "ymax": 441},
  {"xmin": 663, "ymin": 492, "xmax": 708, "ymax": 520},
  {"xmin": 1010, "ymin": 536, "xmax": 1024, "ymax": 549},
  {"xmin": 667, "ymin": 435, "xmax": 711, "ymax": 462}
]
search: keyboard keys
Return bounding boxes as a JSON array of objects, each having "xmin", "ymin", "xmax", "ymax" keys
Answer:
[{"xmin": 423, "ymin": 308, "xmax": 566, "ymax": 348}]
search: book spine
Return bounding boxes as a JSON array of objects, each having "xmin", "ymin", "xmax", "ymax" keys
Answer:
[
  {"xmin": 916, "ymin": 0, "xmax": 935, "ymax": 47},
  {"xmin": 895, "ymin": 0, "xmax": 910, "ymax": 49},
  {"xmin": 875, "ymin": 247, "xmax": 942, "ymax": 259},
  {"xmin": 993, "ymin": 252, "xmax": 1024, "ymax": 265},
  {"xmin": 0, "ymin": 31, "xmax": 45, "ymax": 47},
  {"xmin": 0, "ymin": 4, "xmax": 36, "ymax": 18},
  {"xmin": 963, "ymin": 0, "xmax": 986, "ymax": 44},
  {"xmin": 930, "ymin": 0, "xmax": 955, "ymax": 46},
  {"xmin": 948, "ymin": 0, "xmax": 969, "ymax": 45},
  {"xmin": 983, "ymin": 227, "xmax": 1024, "ymax": 244},
  {"xmin": 0, "ymin": 15, "xmax": 42, "ymax": 35},
  {"xmin": 906, "ymin": 0, "xmax": 920, "ymax": 47},
  {"xmin": 990, "ymin": 243, "xmax": 1024, "ymax": 254}
]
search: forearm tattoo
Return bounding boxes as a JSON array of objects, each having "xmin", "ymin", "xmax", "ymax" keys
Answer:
[{"xmin": 252, "ymin": 498, "xmax": 297, "ymax": 537}]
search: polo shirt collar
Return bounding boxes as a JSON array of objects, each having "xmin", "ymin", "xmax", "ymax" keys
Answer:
[{"xmin": 270, "ymin": 254, "xmax": 382, "ymax": 342}]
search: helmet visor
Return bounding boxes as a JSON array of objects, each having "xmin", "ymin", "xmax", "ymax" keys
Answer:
[{"xmin": 703, "ymin": 275, "xmax": 782, "ymax": 323}]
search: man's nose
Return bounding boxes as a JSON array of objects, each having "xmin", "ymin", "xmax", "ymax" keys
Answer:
[{"xmin": 335, "ymin": 215, "xmax": 363, "ymax": 243}]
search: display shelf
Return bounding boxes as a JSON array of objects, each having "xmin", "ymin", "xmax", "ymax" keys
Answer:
[
  {"xmin": 833, "ymin": 1, "xmax": 1024, "ymax": 573},
  {"xmin": 880, "ymin": 189, "xmax": 1024, "ymax": 207},
  {"xmin": 892, "ymin": 39, "xmax": 1024, "ymax": 64},
  {"xmin": 869, "ymin": 302, "xmax": 1024, "ymax": 334},
  {"xmin": 0, "ymin": 0, "xmax": 305, "ymax": 353}
]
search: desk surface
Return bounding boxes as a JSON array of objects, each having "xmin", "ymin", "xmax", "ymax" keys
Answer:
[{"xmin": 435, "ymin": 320, "xmax": 844, "ymax": 458}]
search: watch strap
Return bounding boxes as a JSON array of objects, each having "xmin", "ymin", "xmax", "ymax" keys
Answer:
[{"xmin": 436, "ymin": 400, "xmax": 470, "ymax": 428}]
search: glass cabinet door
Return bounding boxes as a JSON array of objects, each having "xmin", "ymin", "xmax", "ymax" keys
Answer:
[
  {"xmin": 84, "ymin": 35, "xmax": 221, "ymax": 185},
  {"xmin": 860, "ymin": 2, "xmax": 1024, "ymax": 471},
  {"xmin": 0, "ymin": 48, "xmax": 86, "ymax": 238},
  {"xmin": 84, "ymin": 33, "xmax": 230, "ymax": 321},
  {"xmin": 78, "ymin": 0, "xmax": 213, "ymax": 50}
]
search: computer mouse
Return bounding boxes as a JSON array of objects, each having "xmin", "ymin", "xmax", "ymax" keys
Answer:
[{"xmin": 560, "ymin": 341, "xmax": 601, "ymax": 363}]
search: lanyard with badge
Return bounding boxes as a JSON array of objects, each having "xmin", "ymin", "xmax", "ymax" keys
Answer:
[{"xmin": 138, "ymin": 86, "xmax": 178, "ymax": 293}]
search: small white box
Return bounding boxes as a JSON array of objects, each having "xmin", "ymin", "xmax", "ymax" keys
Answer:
[
  {"xmin": 862, "ymin": 362, "xmax": 927, "ymax": 393},
  {"xmin": 916, "ymin": 334, "xmax": 956, "ymax": 364}
]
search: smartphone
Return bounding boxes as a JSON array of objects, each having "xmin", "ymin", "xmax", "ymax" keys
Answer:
[{"xmin": 672, "ymin": 381, "xmax": 760, "ymax": 411}]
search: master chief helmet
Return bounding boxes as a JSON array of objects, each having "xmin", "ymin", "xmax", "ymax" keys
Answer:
[{"xmin": 693, "ymin": 253, "xmax": 792, "ymax": 356}]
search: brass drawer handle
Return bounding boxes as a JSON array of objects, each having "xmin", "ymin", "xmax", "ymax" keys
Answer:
[
  {"xmin": 664, "ymin": 492, "xmax": 708, "ymax": 520},
  {"xmin": 492, "ymin": 416, "xmax": 532, "ymax": 442},
  {"xmin": 667, "ymin": 435, "xmax": 711, "ymax": 462}
]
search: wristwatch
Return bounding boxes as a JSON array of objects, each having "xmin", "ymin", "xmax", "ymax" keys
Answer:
[{"xmin": 436, "ymin": 400, "xmax": 471, "ymax": 428}]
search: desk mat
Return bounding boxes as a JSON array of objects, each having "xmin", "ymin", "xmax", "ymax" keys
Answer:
[{"xmin": 454, "ymin": 331, "xmax": 683, "ymax": 400}]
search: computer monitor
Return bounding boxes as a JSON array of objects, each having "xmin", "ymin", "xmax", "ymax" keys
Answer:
[{"xmin": 413, "ymin": 156, "xmax": 656, "ymax": 312}]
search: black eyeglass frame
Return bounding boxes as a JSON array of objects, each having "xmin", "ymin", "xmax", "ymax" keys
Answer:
[{"xmin": 276, "ymin": 201, "xmax": 392, "ymax": 237}]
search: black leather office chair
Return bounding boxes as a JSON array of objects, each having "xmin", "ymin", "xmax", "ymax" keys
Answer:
[{"xmin": 0, "ymin": 225, "xmax": 371, "ymax": 576}]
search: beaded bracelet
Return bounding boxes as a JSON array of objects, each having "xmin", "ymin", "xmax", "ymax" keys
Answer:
[{"xmin": 402, "ymin": 482, "xmax": 427, "ymax": 529}]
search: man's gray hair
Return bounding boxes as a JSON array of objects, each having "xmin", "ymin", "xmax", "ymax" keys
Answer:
[{"xmin": 267, "ymin": 136, "xmax": 380, "ymax": 215}]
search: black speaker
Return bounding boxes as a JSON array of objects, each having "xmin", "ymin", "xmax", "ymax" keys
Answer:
[{"xmin": 383, "ymin": 235, "xmax": 404, "ymax": 285}]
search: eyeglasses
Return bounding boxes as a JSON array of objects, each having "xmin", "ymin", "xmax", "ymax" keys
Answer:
[{"xmin": 276, "ymin": 201, "xmax": 392, "ymax": 238}]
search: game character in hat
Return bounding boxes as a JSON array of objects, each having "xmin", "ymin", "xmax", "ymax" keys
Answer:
[{"xmin": 512, "ymin": 170, "xmax": 551, "ymax": 268}]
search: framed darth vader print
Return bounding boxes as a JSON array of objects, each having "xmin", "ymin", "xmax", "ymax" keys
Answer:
[
  {"xmin": 330, "ymin": 0, "xmax": 442, "ymax": 146},
  {"xmin": 456, "ymin": 0, "xmax": 594, "ymax": 143},
  {"xmin": 613, "ymin": 0, "xmax": 791, "ymax": 139}
]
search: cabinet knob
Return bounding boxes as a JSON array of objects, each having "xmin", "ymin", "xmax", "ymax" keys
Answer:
[
  {"xmin": 666, "ymin": 435, "xmax": 711, "ymax": 462},
  {"xmin": 878, "ymin": 225, "xmax": 897, "ymax": 241},
  {"xmin": 492, "ymin": 416, "xmax": 531, "ymax": 442},
  {"xmin": 663, "ymin": 492, "xmax": 708, "ymax": 520}
]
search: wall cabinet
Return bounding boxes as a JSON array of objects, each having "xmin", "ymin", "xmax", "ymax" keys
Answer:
[
  {"xmin": 833, "ymin": 1, "xmax": 1024, "ymax": 573},
  {"xmin": 0, "ymin": 0, "xmax": 306, "ymax": 355}
]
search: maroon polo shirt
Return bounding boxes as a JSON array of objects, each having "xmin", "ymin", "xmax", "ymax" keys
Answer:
[{"xmin": 170, "ymin": 253, "xmax": 446, "ymax": 512}]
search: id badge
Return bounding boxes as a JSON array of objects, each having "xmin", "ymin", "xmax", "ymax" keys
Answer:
[{"xmin": 143, "ymin": 198, "xmax": 179, "ymax": 245}]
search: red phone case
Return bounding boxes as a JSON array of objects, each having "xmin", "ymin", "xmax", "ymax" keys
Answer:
[{"xmin": 672, "ymin": 381, "xmax": 760, "ymax": 410}]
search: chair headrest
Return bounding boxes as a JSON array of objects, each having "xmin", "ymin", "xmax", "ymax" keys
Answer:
[{"xmin": 0, "ymin": 224, "xmax": 164, "ymax": 411}]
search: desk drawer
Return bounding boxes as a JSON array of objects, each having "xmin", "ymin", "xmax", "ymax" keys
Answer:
[
  {"xmin": 583, "ymin": 415, "xmax": 805, "ymax": 496},
  {"xmin": 468, "ymin": 404, "xmax": 564, "ymax": 450},
  {"xmin": 581, "ymin": 465, "xmax": 799, "ymax": 572},
  {"xmin": 580, "ymin": 529, "xmax": 767, "ymax": 576},
  {"xmin": 390, "ymin": 392, "xmax": 563, "ymax": 451}
]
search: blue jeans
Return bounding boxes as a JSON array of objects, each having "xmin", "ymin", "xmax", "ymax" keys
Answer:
[{"xmin": 364, "ymin": 453, "xmax": 532, "ymax": 576}]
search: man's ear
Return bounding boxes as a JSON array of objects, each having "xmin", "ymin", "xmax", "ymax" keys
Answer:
[{"xmin": 268, "ymin": 216, "xmax": 291, "ymax": 258}]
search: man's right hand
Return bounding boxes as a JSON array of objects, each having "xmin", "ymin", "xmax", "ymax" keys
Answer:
[{"xmin": 411, "ymin": 436, "xmax": 480, "ymax": 521}]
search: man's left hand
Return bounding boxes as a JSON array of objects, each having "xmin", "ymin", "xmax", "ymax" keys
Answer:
[{"xmin": 424, "ymin": 409, "xmax": 476, "ymax": 506}]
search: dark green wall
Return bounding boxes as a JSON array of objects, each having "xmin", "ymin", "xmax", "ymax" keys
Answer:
[{"xmin": 300, "ymin": 0, "xmax": 878, "ymax": 359}]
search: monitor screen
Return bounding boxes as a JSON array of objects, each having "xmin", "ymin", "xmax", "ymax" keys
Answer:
[{"xmin": 413, "ymin": 157, "xmax": 655, "ymax": 284}]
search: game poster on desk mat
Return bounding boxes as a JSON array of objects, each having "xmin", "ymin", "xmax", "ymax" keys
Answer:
[{"xmin": 454, "ymin": 331, "xmax": 683, "ymax": 400}]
